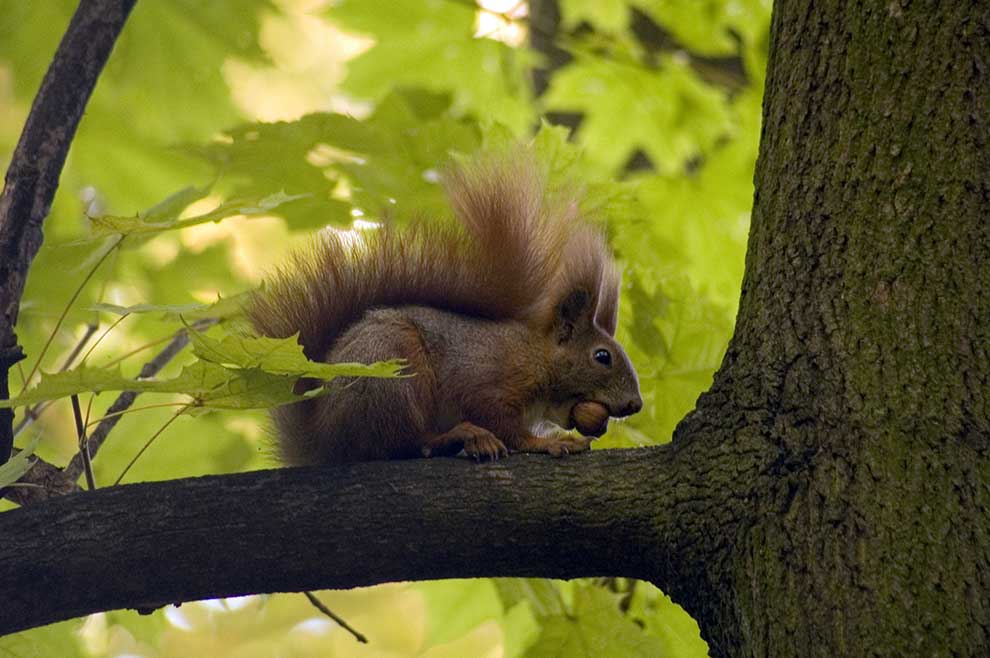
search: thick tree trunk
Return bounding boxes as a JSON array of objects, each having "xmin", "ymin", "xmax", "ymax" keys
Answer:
[{"xmin": 661, "ymin": 2, "xmax": 990, "ymax": 655}]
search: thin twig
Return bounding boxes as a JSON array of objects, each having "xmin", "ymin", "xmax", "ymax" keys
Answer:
[
  {"xmin": 99, "ymin": 329, "xmax": 187, "ymax": 370},
  {"xmin": 80, "ymin": 313, "xmax": 129, "ymax": 366},
  {"xmin": 3, "ymin": 453, "xmax": 81, "ymax": 506},
  {"xmin": 13, "ymin": 322, "xmax": 100, "ymax": 437},
  {"xmin": 70, "ymin": 394, "xmax": 96, "ymax": 490},
  {"xmin": 22, "ymin": 238, "xmax": 121, "ymax": 390},
  {"xmin": 64, "ymin": 318, "xmax": 216, "ymax": 480},
  {"xmin": 302, "ymin": 591, "xmax": 368, "ymax": 644},
  {"xmin": 85, "ymin": 402, "xmax": 191, "ymax": 428},
  {"xmin": 60, "ymin": 322, "xmax": 100, "ymax": 371},
  {"xmin": 113, "ymin": 406, "xmax": 187, "ymax": 486}
]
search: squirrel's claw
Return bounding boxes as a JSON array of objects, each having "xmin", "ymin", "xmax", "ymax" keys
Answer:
[
  {"xmin": 546, "ymin": 435, "xmax": 593, "ymax": 458},
  {"xmin": 421, "ymin": 422, "xmax": 507, "ymax": 462}
]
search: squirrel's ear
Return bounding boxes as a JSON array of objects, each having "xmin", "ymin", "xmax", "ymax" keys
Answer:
[{"xmin": 555, "ymin": 288, "xmax": 592, "ymax": 342}]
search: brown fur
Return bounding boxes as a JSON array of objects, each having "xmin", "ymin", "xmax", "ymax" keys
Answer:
[{"xmin": 249, "ymin": 153, "xmax": 641, "ymax": 466}]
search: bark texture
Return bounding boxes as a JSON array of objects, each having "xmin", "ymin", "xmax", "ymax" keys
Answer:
[
  {"xmin": 0, "ymin": 0, "xmax": 137, "ymax": 464},
  {"xmin": 661, "ymin": 1, "xmax": 990, "ymax": 655},
  {"xmin": 0, "ymin": 449, "xmax": 693, "ymax": 635}
]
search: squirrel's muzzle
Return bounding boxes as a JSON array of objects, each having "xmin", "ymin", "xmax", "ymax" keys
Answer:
[{"xmin": 614, "ymin": 395, "xmax": 643, "ymax": 418}]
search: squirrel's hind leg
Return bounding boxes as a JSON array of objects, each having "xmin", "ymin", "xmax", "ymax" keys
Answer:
[{"xmin": 288, "ymin": 310, "xmax": 440, "ymax": 464}]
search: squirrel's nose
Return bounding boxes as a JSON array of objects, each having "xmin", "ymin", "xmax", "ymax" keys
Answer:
[{"xmin": 618, "ymin": 396, "xmax": 642, "ymax": 417}]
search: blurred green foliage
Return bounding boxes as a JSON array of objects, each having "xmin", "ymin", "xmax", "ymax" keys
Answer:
[{"xmin": 0, "ymin": 0, "xmax": 770, "ymax": 656}]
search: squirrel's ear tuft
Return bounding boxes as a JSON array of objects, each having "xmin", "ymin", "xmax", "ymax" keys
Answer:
[
  {"xmin": 594, "ymin": 264, "xmax": 620, "ymax": 336},
  {"xmin": 556, "ymin": 288, "xmax": 592, "ymax": 342}
]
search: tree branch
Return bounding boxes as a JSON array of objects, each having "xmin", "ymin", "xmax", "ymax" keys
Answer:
[
  {"xmin": 0, "ymin": 447, "xmax": 706, "ymax": 636},
  {"xmin": 0, "ymin": 0, "xmax": 138, "ymax": 464},
  {"xmin": 0, "ymin": 427, "xmax": 779, "ymax": 637}
]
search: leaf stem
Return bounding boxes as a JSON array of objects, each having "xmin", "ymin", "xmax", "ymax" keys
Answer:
[
  {"xmin": 70, "ymin": 394, "xmax": 96, "ymax": 490},
  {"xmin": 22, "ymin": 237, "xmax": 121, "ymax": 390},
  {"xmin": 99, "ymin": 330, "xmax": 184, "ymax": 370},
  {"xmin": 13, "ymin": 322, "xmax": 100, "ymax": 437},
  {"xmin": 80, "ymin": 313, "xmax": 130, "ymax": 366},
  {"xmin": 113, "ymin": 406, "xmax": 187, "ymax": 485},
  {"xmin": 85, "ymin": 401, "xmax": 191, "ymax": 428}
]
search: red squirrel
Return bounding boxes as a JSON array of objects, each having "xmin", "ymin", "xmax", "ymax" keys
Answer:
[{"xmin": 248, "ymin": 154, "xmax": 642, "ymax": 465}]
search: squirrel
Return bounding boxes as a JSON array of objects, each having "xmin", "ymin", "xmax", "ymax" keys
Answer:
[{"xmin": 247, "ymin": 153, "xmax": 642, "ymax": 466}]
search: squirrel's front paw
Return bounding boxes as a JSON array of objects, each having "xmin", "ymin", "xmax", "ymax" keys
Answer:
[
  {"xmin": 514, "ymin": 432, "xmax": 594, "ymax": 457},
  {"xmin": 545, "ymin": 435, "xmax": 593, "ymax": 457},
  {"xmin": 421, "ymin": 422, "xmax": 508, "ymax": 461}
]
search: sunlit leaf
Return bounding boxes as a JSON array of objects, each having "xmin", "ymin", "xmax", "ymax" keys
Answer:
[
  {"xmin": 188, "ymin": 331, "xmax": 406, "ymax": 380},
  {"xmin": 560, "ymin": 0, "xmax": 629, "ymax": 33},
  {"xmin": 525, "ymin": 584, "xmax": 666, "ymax": 657},
  {"xmin": 0, "ymin": 434, "xmax": 41, "ymax": 488},
  {"xmin": 88, "ymin": 191, "xmax": 310, "ymax": 239},
  {"xmin": 91, "ymin": 290, "xmax": 250, "ymax": 322},
  {"xmin": 329, "ymin": 0, "xmax": 535, "ymax": 133},
  {"xmin": 542, "ymin": 54, "xmax": 732, "ymax": 173}
]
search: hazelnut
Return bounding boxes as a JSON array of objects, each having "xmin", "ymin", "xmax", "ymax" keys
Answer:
[{"xmin": 571, "ymin": 401, "xmax": 609, "ymax": 437}]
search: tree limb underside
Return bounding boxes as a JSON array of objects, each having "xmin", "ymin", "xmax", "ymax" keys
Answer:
[{"xmin": 0, "ymin": 438, "xmax": 775, "ymax": 636}]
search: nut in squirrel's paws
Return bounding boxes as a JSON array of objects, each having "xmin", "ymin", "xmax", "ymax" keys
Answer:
[
  {"xmin": 570, "ymin": 401, "xmax": 610, "ymax": 437},
  {"xmin": 546, "ymin": 435, "xmax": 593, "ymax": 457}
]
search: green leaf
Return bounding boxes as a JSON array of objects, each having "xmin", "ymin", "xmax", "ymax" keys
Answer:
[
  {"xmin": 329, "ymin": 0, "xmax": 535, "ymax": 133},
  {"xmin": 183, "ymin": 364, "xmax": 305, "ymax": 412},
  {"xmin": 0, "ymin": 435, "xmax": 41, "ymax": 488},
  {"xmin": 0, "ymin": 360, "xmax": 262, "ymax": 411},
  {"xmin": 88, "ymin": 191, "xmax": 309, "ymax": 239},
  {"xmin": 91, "ymin": 301, "xmax": 212, "ymax": 317},
  {"xmin": 1, "ymin": 366, "xmax": 163, "ymax": 409},
  {"xmin": 632, "ymin": 0, "xmax": 770, "ymax": 61},
  {"xmin": 542, "ymin": 54, "xmax": 732, "ymax": 173},
  {"xmin": 416, "ymin": 579, "xmax": 504, "ymax": 646},
  {"xmin": 627, "ymin": 582, "xmax": 711, "ymax": 658},
  {"xmin": 525, "ymin": 584, "xmax": 666, "ymax": 657},
  {"xmin": 91, "ymin": 290, "xmax": 250, "ymax": 322},
  {"xmin": 494, "ymin": 579, "xmax": 567, "ymax": 618},
  {"xmin": 0, "ymin": 618, "xmax": 86, "ymax": 658},
  {"xmin": 560, "ymin": 0, "xmax": 628, "ymax": 33},
  {"xmin": 187, "ymin": 331, "xmax": 406, "ymax": 380},
  {"xmin": 142, "ymin": 184, "xmax": 213, "ymax": 221}
]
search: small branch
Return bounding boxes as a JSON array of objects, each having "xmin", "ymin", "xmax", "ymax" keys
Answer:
[
  {"xmin": 64, "ymin": 319, "xmax": 216, "ymax": 479},
  {"xmin": 0, "ymin": 0, "xmax": 138, "ymax": 464},
  {"xmin": 303, "ymin": 591, "xmax": 368, "ymax": 644},
  {"xmin": 80, "ymin": 313, "xmax": 129, "ymax": 366},
  {"xmin": 14, "ymin": 322, "xmax": 99, "ymax": 438},
  {"xmin": 113, "ymin": 406, "xmax": 186, "ymax": 485},
  {"xmin": 70, "ymin": 395, "xmax": 96, "ymax": 490},
  {"xmin": 23, "ymin": 238, "xmax": 122, "ymax": 392},
  {"xmin": 3, "ymin": 455, "xmax": 81, "ymax": 506}
]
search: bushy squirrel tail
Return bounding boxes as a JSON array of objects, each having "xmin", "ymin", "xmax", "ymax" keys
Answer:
[{"xmin": 248, "ymin": 153, "xmax": 619, "ymax": 359}]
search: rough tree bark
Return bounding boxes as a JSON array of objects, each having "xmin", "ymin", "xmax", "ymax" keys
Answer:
[
  {"xmin": 663, "ymin": 1, "xmax": 990, "ymax": 654},
  {"xmin": 0, "ymin": 0, "xmax": 137, "ymax": 464},
  {"xmin": 0, "ymin": 2, "xmax": 987, "ymax": 657}
]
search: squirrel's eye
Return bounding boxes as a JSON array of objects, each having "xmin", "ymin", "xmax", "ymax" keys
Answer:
[{"xmin": 593, "ymin": 349, "xmax": 612, "ymax": 366}]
